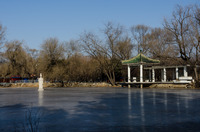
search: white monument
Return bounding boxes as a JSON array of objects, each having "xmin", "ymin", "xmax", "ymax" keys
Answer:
[{"xmin": 38, "ymin": 73, "xmax": 44, "ymax": 91}]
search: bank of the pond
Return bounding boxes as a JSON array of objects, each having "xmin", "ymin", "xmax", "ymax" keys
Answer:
[
  {"xmin": 149, "ymin": 83, "xmax": 195, "ymax": 89},
  {"xmin": 0, "ymin": 82, "xmax": 115, "ymax": 88},
  {"xmin": 0, "ymin": 82, "xmax": 197, "ymax": 89}
]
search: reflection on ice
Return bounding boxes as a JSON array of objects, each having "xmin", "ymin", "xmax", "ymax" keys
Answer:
[
  {"xmin": 38, "ymin": 91, "xmax": 43, "ymax": 106},
  {"xmin": 184, "ymin": 94, "xmax": 189, "ymax": 108},
  {"xmin": 140, "ymin": 89, "xmax": 144, "ymax": 108},
  {"xmin": 176, "ymin": 93, "xmax": 180, "ymax": 114},
  {"xmin": 140, "ymin": 89, "xmax": 145, "ymax": 126},
  {"xmin": 153, "ymin": 89, "xmax": 156, "ymax": 105},
  {"xmin": 128, "ymin": 89, "xmax": 131, "ymax": 110},
  {"xmin": 164, "ymin": 90, "xmax": 168, "ymax": 110}
]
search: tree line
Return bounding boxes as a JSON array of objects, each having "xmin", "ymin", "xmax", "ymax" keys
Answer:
[{"xmin": 0, "ymin": 5, "xmax": 200, "ymax": 86}]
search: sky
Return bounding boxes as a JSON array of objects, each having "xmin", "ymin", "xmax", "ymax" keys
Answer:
[{"xmin": 0, "ymin": 0, "xmax": 199, "ymax": 49}]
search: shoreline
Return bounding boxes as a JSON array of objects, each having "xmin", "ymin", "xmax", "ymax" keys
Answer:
[
  {"xmin": 0, "ymin": 82, "xmax": 198, "ymax": 89},
  {"xmin": 0, "ymin": 82, "xmax": 115, "ymax": 88}
]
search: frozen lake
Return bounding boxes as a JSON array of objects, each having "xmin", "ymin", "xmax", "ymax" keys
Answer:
[{"xmin": 0, "ymin": 87, "xmax": 200, "ymax": 132}]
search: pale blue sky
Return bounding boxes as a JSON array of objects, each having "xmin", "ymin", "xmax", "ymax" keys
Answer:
[{"xmin": 0, "ymin": 0, "xmax": 199, "ymax": 49}]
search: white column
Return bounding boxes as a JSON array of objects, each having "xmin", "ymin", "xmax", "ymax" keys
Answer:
[
  {"xmin": 140, "ymin": 64, "xmax": 143, "ymax": 88},
  {"xmin": 140, "ymin": 64, "xmax": 143, "ymax": 82},
  {"xmin": 176, "ymin": 67, "xmax": 179, "ymax": 79},
  {"xmin": 128, "ymin": 65, "xmax": 131, "ymax": 88},
  {"xmin": 163, "ymin": 68, "xmax": 166, "ymax": 82},
  {"xmin": 184, "ymin": 66, "xmax": 188, "ymax": 77},
  {"xmin": 152, "ymin": 68, "xmax": 155, "ymax": 82},
  {"xmin": 128, "ymin": 65, "xmax": 131, "ymax": 82}
]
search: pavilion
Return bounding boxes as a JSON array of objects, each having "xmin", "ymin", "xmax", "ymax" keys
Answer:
[{"xmin": 121, "ymin": 53, "xmax": 192, "ymax": 88}]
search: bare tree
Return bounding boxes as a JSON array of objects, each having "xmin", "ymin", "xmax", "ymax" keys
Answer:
[
  {"xmin": 4, "ymin": 40, "xmax": 30, "ymax": 77},
  {"xmin": 0, "ymin": 24, "xmax": 6, "ymax": 63},
  {"xmin": 0, "ymin": 63, "xmax": 9, "ymax": 78},
  {"xmin": 194, "ymin": 5, "xmax": 200, "ymax": 81},
  {"xmin": 145, "ymin": 28, "xmax": 178, "ymax": 58},
  {"xmin": 115, "ymin": 36, "xmax": 133, "ymax": 60},
  {"xmin": 80, "ymin": 22, "xmax": 133, "ymax": 85},
  {"xmin": 38, "ymin": 38, "xmax": 66, "ymax": 82},
  {"xmin": 66, "ymin": 54, "xmax": 101, "ymax": 82},
  {"xmin": 0, "ymin": 23, "xmax": 5, "ymax": 49},
  {"xmin": 64, "ymin": 39, "xmax": 80, "ymax": 58},
  {"xmin": 26, "ymin": 48, "xmax": 39, "ymax": 79},
  {"xmin": 80, "ymin": 32, "xmax": 116, "ymax": 84},
  {"xmin": 164, "ymin": 5, "xmax": 192, "ymax": 61},
  {"xmin": 131, "ymin": 24, "xmax": 150, "ymax": 54},
  {"xmin": 164, "ymin": 5, "xmax": 200, "ymax": 84},
  {"xmin": 195, "ymin": 5, "xmax": 200, "ymax": 25}
]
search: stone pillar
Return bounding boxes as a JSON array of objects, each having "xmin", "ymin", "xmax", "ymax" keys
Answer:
[
  {"xmin": 128, "ymin": 65, "xmax": 131, "ymax": 82},
  {"xmin": 163, "ymin": 68, "xmax": 166, "ymax": 82},
  {"xmin": 128, "ymin": 65, "xmax": 131, "ymax": 88},
  {"xmin": 184, "ymin": 66, "xmax": 188, "ymax": 77},
  {"xmin": 140, "ymin": 64, "xmax": 143, "ymax": 88},
  {"xmin": 140, "ymin": 64, "xmax": 143, "ymax": 82},
  {"xmin": 176, "ymin": 67, "xmax": 179, "ymax": 79},
  {"xmin": 38, "ymin": 73, "xmax": 44, "ymax": 91},
  {"xmin": 152, "ymin": 68, "xmax": 155, "ymax": 82}
]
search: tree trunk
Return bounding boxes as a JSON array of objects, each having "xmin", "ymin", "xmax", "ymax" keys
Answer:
[
  {"xmin": 194, "ymin": 65, "xmax": 199, "ymax": 88},
  {"xmin": 59, "ymin": 80, "xmax": 64, "ymax": 87},
  {"xmin": 105, "ymin": 70, "xmax": 115, "ymax": 86}
]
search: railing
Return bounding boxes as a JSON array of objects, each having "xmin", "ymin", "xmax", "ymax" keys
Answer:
[
  {"xmin": 0, "ymin": 80, "xmax": 38, "ymax": 84},
  {"xmin": 14, "ymin": 80, "xmax": 38, "ymax": 83}
]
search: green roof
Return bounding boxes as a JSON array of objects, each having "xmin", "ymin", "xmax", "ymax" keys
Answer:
[{"xmin": 122, "ymin": 53, "xmax": 160, "ymax": 65}]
